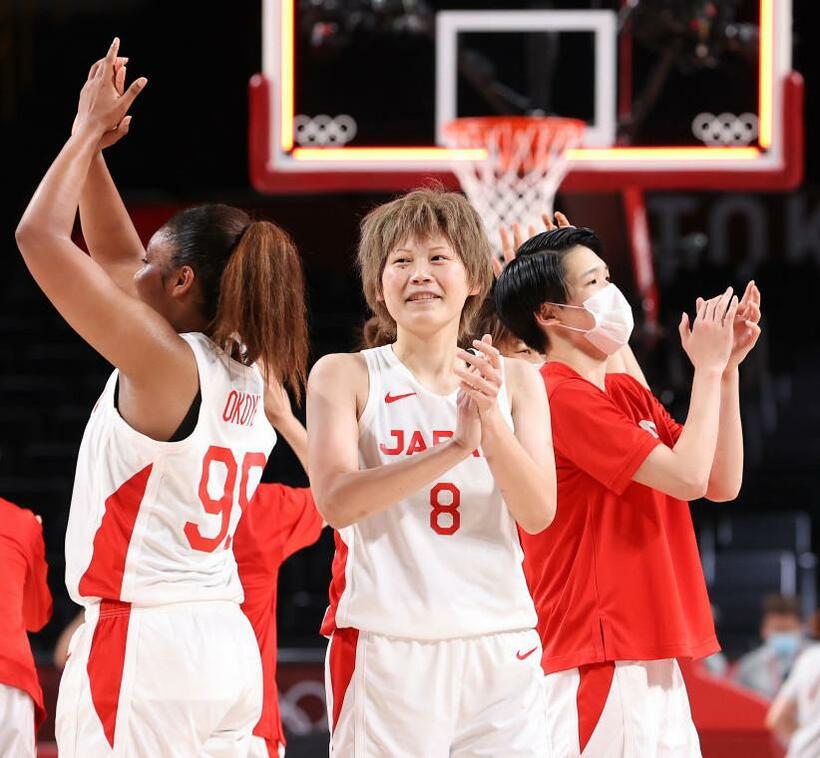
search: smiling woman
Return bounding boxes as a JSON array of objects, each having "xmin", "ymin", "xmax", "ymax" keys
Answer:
[{"xmin": 306, "ymin": 187, "xmax": 557, "ymax": 756}]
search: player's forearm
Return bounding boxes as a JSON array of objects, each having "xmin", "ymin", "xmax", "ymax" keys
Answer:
[
  {"xmin": 79, "ymin": 152, "xmax": 145, "ymax": 265},
  {"xmin": 480, "ymin": 410, "xmax": 555, "ymax": 534},
  {"xmin": 669, "ymin": 367, "xmax": 723, "ymax": 498},
  {"xmin": 17, "ymin": 130, "xmax": 99, "ymax": 253},
  {"xmin": 271, "ymin": 413, "xmax": 309, "ymax": 474},
  {"xmin": 313, "ymin": 440, "xmax": 471, "ymax": 529},
  {"xmin": 704, "ymin": 368, "xmax": 743, "ymax": 501},
  {"xmin": 766, "ymin": 699, "xmax": 799, "ymax": 740}
]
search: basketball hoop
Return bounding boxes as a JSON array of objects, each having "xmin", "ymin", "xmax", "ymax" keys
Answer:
[{"xmin": 442, "ymin": 116, "xmax": 585, "ymax": 250}]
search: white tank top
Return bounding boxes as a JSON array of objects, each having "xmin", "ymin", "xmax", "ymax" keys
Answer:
[
  {"xmin": 65, "ymin": 333, "xmax": 277, "ymax": 607},
  {"xmin": 321, "ymin": 344, "xmax": 538, "ymax": 640}
]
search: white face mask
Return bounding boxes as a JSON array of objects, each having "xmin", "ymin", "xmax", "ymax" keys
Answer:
[{"xmin": 546, "ymin": 283, "xmax": 634, "ymax": 356}]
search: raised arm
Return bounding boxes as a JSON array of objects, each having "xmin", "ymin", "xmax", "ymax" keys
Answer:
[
  {"xmin": 307, "ymin": 353, "xmax": 477, "ymax": 529},
  {"xmin": 73, "ymin": 55, "xmax": 146, "ymax": 296},
  {"xmin": 632, "ymin": 289, "xmax": 737, "ymax": 501},
  {"xmin": 704, "ymin": 281, "xmax": 761, "ymax": 501},
  {"xmin": 15, "ymin": 41, "xmax": 196, "ymax": 423},
  {"xmin": 263, "ymin": 371, "xmax": 309, "ymax": 473},
  {"xmin": 456, "ymin": 337, "xmax": 554, "ymax": 533},
  {"xmin": 80, "ymin": 153, "xmax": 145, "ymax": 295}
]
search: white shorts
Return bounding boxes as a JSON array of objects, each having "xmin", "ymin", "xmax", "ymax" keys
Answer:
[
  {"xmin": 545, "ymin": 659, "xmax": 701, "ymax": 758},
  {"xmin": 0, "ymin": 683, "xmax": 35, "ymax": 758},
  {"xmin": 326, "ymin": 627, "xmax": 547, "ymax": 757},
  {"xmin": 55, "ymin": 599, "xmax": 263, "ymax": 757},
  {"xmin": 248, "ymin": 735, "xmax": 285, "ymax": 757}
]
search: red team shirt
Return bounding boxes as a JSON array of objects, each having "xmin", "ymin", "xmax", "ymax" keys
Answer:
[
  {"xmin": 0, "ymin": 498, "xmax": 53, "ymax": 728},
  {"xmin": 234, "ymin": 483, "xmax": 323, "ymax": 752},
  {"xmin": 522, "ymin": 362, "xmax": 719, "ymax": 674}
]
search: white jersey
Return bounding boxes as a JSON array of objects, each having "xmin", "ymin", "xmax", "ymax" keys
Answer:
[
  {"xmin": 321, "ymin": 344, "xmax": 538, "ymax": 640},
  {"xmin": 65, "ymin": 333, "xmax": 277, "ymax": 607},
  {"xmin": 780, "ymin": 645, "xmax": 820, "ymax": 758}
]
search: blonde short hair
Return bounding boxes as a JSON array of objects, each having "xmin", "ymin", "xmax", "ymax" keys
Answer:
[{"xmin": 357, "ymin": 187, "xmax": 493, "ymax": 341}]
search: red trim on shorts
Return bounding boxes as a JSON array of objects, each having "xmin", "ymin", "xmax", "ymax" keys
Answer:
[
  {"xmin": 577, "ymin": 661, "xmax": 615, "ymax": 753},
  {"xmin": 320, "ymin": 531, "xmax": 349, "ymax": 635},
  {"xmin": 79, "ymin": 465, "xmax": 152, "ymax": 600},
  {"xmin": 328, "ymin": 628, "xmax": 359, "ymax": 734},
  {"xmin": 87, "ymin": 599, "xmax": 132, "ymax": 748}
]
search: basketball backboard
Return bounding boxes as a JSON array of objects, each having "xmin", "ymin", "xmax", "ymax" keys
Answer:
[{"xmin": 249, "ymin": 0, "xmax": 802, "ymax": 194}]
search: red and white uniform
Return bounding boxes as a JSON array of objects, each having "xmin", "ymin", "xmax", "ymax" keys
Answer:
[
  {"xmin": 523, "ymin": 362, "xmax": 717, "ymax": 756},
  {"xmin": 323, "ymin": 345, "xmax": 545, "ymax": 757},
  {"xmin": 0, "ymin": 498, "xmax": 52, "ymax": 758},
  {"xmin": 56, "ymin": 333, "xmax": 276, "ymax": 757},
  {"xmin": 235, "ymin": 484, "xmax": 323, "ymax": 758}
]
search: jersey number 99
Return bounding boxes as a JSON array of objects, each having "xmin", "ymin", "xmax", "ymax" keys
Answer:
[{"xmin": 185, "ymin": 445, "xmax": 267, "ymax": 553}]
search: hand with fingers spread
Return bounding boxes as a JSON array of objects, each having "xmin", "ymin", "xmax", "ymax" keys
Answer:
[
  {"xmin": 73, "ymin": 38, "xmax": 146, "ymax": 147},
  {"xmin": 679, "ymin": 287, "xmax": 738, "ymax": 373},
  {"xmin": 727, "ymin": 280, "xmax": 762, "ymax": 370},
  {"xmin": 493, "ymin": 211, "xmax": 573, "ymax": 277},
  {"xmin": 73, "ymin": 52, "xmax": 133, "ymax": 148}
]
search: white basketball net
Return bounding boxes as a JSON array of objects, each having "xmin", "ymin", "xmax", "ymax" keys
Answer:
[{"xmin": 443, "ymin": 117, "xmax": 585, "ymax": 252}]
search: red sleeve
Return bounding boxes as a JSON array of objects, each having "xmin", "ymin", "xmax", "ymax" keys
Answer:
[
  {"xmin": 549, "ymin": 381, "xmax": 662, "ymax": 494},
  {"xmin": 280, "ymin": 487, "xmax": 323, "ymax": 560},
  {"xmin": 251, "ymin": 484, "xmax": 323, "ymax": 561},
  {"xmin": 22, "ymin": 514, "xmax": 52, "ymax": 632}
]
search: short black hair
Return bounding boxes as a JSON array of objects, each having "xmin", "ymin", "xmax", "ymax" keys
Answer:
[{"xmin": 494, "ymin": 227, "xmax": 604, "ymax": 353}]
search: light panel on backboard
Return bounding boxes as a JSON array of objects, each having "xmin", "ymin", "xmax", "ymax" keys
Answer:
[{"xmin": 250, "ymin": 0, "xmax": 802, "ymax": 193}]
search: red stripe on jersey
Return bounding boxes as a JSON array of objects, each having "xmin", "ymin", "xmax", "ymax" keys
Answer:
[
  {"xmin": 328, "ymin": 627, "xmax": 359, "ymax": 734},
  {"xmin": 577, "ymin": 661, "xmax": 615, "ymax": 753},
  {"xmin": 87, "ymin": 600, "xmax": 131, "ymax": 747},
  {"xmin": 79, "ymin": 465, "xmax": 152, "ymax": 600},
  {"xmin": 320, "ymin": 530, "xmax": 349, "ymax": 636}
]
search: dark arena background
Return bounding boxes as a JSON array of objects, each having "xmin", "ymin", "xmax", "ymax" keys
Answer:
[{"xmin": 2, "ymin": 1, "xmax": 819, "ymax": 755}]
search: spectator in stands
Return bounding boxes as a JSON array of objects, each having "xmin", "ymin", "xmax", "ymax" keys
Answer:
[
  {"xmin": 766, "ymin": 644, "xmax": 820, "ymax": 756},
  {"xmin": 0, "ymin": 497, "xmax": 53, "ymax": 757},
  {"xmin": 734, "ymin": 594, "xmax": 813, "ymax": 699}
]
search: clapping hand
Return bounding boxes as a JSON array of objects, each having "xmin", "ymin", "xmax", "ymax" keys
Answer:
[{"xmin": 725, "ymin": 281, "xmax": 762, "ymax": 370}]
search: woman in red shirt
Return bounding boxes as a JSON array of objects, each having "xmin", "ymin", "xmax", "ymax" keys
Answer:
[{"xmin": 494, "ymin": 226, "xmax": 761, "ymax": 757}]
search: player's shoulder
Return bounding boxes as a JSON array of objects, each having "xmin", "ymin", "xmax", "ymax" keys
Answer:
[
  {"xmin": 542, "ymin": 361, "xmax": 595, "ymax": 400},
  {"xmin": 503, "ymin": 356, "xmax": 544, "ymax": 396},
  {"xmin": 503, "ymin": 355, "xmax": 538, "ymax": 381},
  {"xmin": 0, "ymin": 498, "xmax": 40, "ymax": 542},
  {"xmin": 608, "ymin": 370, "xmax": 652, "ymax": 396},
  {"xmin": 308, "ymin": 352, "xmax": 369, "ymax": 405},
  {"xmin": 309, "ymin": 352, "xmax": 367, "ymax": 383}
]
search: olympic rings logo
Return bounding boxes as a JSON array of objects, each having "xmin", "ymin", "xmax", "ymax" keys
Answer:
[
  {"xmin": 294, "ymin": 114, "xmax": 358, "ymax": 146},
  {"xmin": 691, "ymin": 112, "xmax": 759, "ymax": 146}
]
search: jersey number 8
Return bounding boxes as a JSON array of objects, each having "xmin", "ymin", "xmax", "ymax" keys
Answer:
[{"xmin": 430, "ymin": 482, "xmax": 461, "ymax": 536}]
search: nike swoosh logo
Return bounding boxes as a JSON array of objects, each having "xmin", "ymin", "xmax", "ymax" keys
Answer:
[
  {"xmin": 385, "ymin": 392, "xmax": 417, "ymax": 404},
  {"xmin": 516, "ymin": 647, "xmax": 538, "ymax": 661}
]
